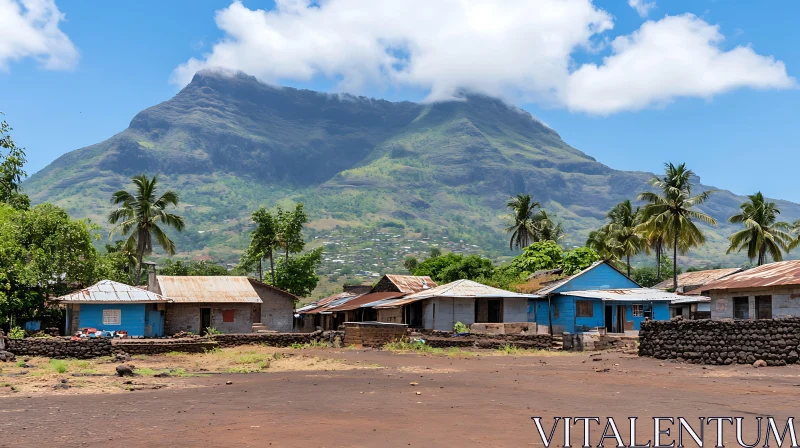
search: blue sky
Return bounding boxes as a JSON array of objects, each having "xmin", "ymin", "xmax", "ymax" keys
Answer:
[{"xmin": 1, "ymin": 0, "xmax": 798, "ymax": 201}]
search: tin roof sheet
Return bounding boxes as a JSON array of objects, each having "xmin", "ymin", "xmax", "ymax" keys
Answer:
[
  {"xmin": 652, "ymin": 268, "xmax": 743, "ymax": 292},
  {"xmin": 326, "ymin": 292, "xmax": 403, "ymax": 312},
  {"xmin": 382, "ymin": 275, "xmax": 438, "ymax": 293},
  {"xmin": 298, "ymin": 292, "xmax": 358, "ymax": 314},
  {"xmin": 372, "ymin": 279, "xmax": 536, "ymax": 308},
  {"xmin": 560, "ymin": 288, "xmax": 696, "ymax": 302},
  {"xmin": 156, "ymin": 276, "xmax": 262, "ymax": 303},
  {"xmin": 57, "ymin": 280, "xmax": 169, "ymax": 303},
  {"xmin": 699, "ymin": 260, "xmax": 800, "ymax": 292}
]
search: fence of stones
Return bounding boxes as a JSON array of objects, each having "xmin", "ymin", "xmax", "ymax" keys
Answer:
[{"xmin": 638, "ymin": 317, "xmax": 800, "ymax": 366}]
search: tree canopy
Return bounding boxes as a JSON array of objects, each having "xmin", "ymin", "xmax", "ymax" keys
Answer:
[
  {"xmin": 159, "ymin": 259, "xmax": 230, "ymax": 276},
  {"xmin": 727, "ymin": 192, "xmax": 794, "ymax": 265}
]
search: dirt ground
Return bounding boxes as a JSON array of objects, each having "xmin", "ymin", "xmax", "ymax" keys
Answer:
[{"xmin": 1, "ymin": 348, "xmax": 798, "ymax": 447}]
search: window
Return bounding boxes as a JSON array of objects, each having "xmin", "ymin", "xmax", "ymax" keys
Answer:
[
  {"xmin": 102, "ymin": 309, "xmax": 121, "ymax": 325},
  {"xmin": 576, "ymin": 300, "xmax": 594, "ymax": 317},
  {"xmin": 631, "ymin": 304, "xmax": 643, "ymax": 317},
  {"xmin": 734, "ymin": 297, "xmax": 749, "ymax": 319},
  {"xmin": 755, "ymin": 296, "xmax": 772, "ymax": 320},
  {"xmin": 222, "ymin": 310, "xmax": 236, "ymax": 323}
]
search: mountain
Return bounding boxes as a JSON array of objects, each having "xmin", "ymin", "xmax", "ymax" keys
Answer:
[{"xmin": 23, "ymin": 70, "xmax": 800, "ymax": 294}]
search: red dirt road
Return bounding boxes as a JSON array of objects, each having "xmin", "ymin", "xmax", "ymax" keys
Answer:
[{"xmin": 2, "ymin": 350, "xmax": 798, "ymax": 447}]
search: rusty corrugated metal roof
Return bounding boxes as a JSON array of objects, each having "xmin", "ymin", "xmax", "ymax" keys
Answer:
[
  {"xmin": 383, "ymin": 275, "xmax": 438, "ymax": 293},
  {"xmin": 700, "ymin": 261, "xmax": 800, "ymax": 292},
  {"xmin": 652, "ymin": 268, "xmax": 743, "ymax": 292},
  {"xmin": 157, "ymin": 276, "xmax": 262, "ymax": 303},
  {"xmin": 326, "ymin": 292, "xmax": 403, "ymax": 312},
  {"xmin": 57, "ymin": 280, "xmax": 169, "ymax": 304}
]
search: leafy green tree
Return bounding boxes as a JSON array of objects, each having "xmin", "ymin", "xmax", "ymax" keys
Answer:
[
  {"xmin": 403, "ymin": 256, "xmax": 419, "ymax": 272},
  {"xmin": 509, "ymin": 240, "xmax": 563, "ymax": 275},
  {"xmin": 277, "ymin": 204, "xmax": 308, "ymax": 264},
  {"xmin": 631, "ymin": 256, "xmax": 679, "ymax": 288},
  {"xmin": 505, "ymin": 193, "xmax": 540, "ymax": 250},
  {"xmin": 412, "ymin": 253, "xmax": 464, "ymax": 282},
  {"xmin": 108, "ymin": 175, "xmax": 185, "ymax": 284},
  {"xmin": 274, "ymin": 248, "xmax": 323, "ymax": 298},
  {"xmin": 438, "ymin": 255, "xmax": 495, "ymax": 284},
  {"xmin": 159, "ymin": 259, "xmax": 229, "ymax": 276},
  {"xmin": 429, "ymin": 247, "xmax": 442, "ymax": 258},
  {"xmin": 562, "ymin": 247, "xmax": 601, "ymax": 275},
  {"xmin": 638, "ymin": 163, "xmax": 717, "ymax": 290},
  {"xmin": 727, "ymin": 192, "xmax": 794, "ymax": 265},
  {"xmin": 0, "ymin": 204, "xmax": 99, "ymax": 325},
  {"xmin": 239, "ymin": 207, "xmax": 280, "ymax": 283},
  {"xmin": 0, "ymin": 117, "xmax": 30, "ymax": 210}
]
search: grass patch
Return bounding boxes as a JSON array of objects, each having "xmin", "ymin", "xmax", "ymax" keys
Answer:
[
  {"xmin": 135, "ymin": 367, "xmax": 157, "ymax": 376},
  {"xmin": 49, "ymin": 359, "xmax": 69, "ymax": 374},
  {"xmin": 16, "ymin": 361, "xmax": 25, "ymax": 368}
]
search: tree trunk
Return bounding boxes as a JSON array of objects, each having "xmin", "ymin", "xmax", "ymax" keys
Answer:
[
  {"xmin": 673, "ymin": 234, "xmax": 678, "ymax": 291},
  {"xmin": 258, "ymin": 258, "xmax": 263, "ymax": 282},
  {"xmin": 655, "ymin": 242, "xmax": 662, "ymax": 281},
  {"xmin": 269, "ymin": 250, "xmax": 276, "ymax": 285},
  {"xmin": 626, "ymin": 254, "xmax": 631, "ymax": 278}
]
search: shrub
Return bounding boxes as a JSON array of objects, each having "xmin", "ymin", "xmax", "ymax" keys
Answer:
[
  {"xmin": 453, "ymin": 321, "xmax": 470, "ymax": 334},
  {"xmin": 9, "ymin": 326, "xmax": 24, "ymax": 339}
]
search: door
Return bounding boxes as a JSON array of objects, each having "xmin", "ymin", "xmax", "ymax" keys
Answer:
[
  {"xmin": 488, "ymin": 299, "xmax": 502, "ymax": 323},
  {"xmin": 200, "ymin": 308, "xmax": 211, "ymax": 334},
  {"xmin": 616, "ymin": 305, "xmax": 626, "ymax": 333},
  {"xmin": 755, "ymin": 296, "xmax": 772, "ymax": 319},
  {"xmin": 148, "ymin": 307, "xmax": 164, "ymax": 337},
  {"xmin": 605, "ymin": 305, "xmax": 613, "ymax": 332}
]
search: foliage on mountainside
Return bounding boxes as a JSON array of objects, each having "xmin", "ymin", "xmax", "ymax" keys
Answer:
[{"xmin": 19, "ymin": 71, "xmax": 800, "ymax": 297}]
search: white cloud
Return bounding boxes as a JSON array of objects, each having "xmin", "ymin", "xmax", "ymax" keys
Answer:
[
  {"xmin": 628, "ymin": 0, "xmax": 655, "ymax": 18},
  {"xmin": 565, "ymin": 14, "xmax": 795, "ymax": 114},
  {"xmin": 173, "ymin": 1, "xmax": 794, "ymax": 115},
  {"xmin": 0, "ymin": 0, "xmax": 78, "ymax": 71}
]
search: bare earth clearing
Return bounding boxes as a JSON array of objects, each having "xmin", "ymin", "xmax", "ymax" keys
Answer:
[{"xmin": 1, "ymin": 347, "xmax": 798, "ymax": 447}]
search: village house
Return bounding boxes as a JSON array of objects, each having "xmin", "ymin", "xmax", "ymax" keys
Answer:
[
  {"xmin": 364, "ymin": 279, "xmax": 536, "ymax": 331},
  {"xmin": 59, "ymin": 280, "xmax": 170, "ymax": 337},
  {"xmin": 652, "ymin": 269, "xmax": 739, "ymax": 319},
  {"xmin": 701, "ymin": 260, "xmax": 800, "ymax": 320},
  {"xmin": 295, "ymin": 275, "xmax": 437, "ymax": 331},
  {"xmin": 531, "ymin": 261, "xmax": 677, "ymax": 334},
  {"xmin": 148, "ymin": 275, "xmax": 297, "ymax": 334}
]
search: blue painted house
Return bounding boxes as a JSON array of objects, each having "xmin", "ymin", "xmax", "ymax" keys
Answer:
[
  {"xmin": 531, "ymin": 261, "xmax": 674, "ymax": 334},
  {"xmin": 59, "ymin": 280, "xmax": 169, "ymax": 337}
]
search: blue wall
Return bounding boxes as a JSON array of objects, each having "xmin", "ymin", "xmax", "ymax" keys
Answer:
[
  {"xmin": 79, "ymin": 304, "xmax": 146, "ymax": 337},
  {"xmin": 550, "ymin": 263, "xmax": 639, "ymax": 294},
  {"xmin": 532, "ymin": 298, "xmax": 671, "ymax": 333}
]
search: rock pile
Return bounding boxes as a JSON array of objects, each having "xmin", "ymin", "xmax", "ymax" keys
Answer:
[{"xmin": 639, "ymin": 318, "xmax": 800, "ymax": 366}]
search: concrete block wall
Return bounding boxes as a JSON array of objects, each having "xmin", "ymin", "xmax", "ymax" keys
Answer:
[
  {"xmin": 252, "ymin": 283, "xmax": 295, "ymax": 332},
  {"xmin": 711, "ymin": 286, "xmax": 800, "ymax": 320},
  {"xmin": 423, "ymin": 298, "xmax": 475, "ymax": 331},
  {"xmin": 165, "ymin": 303, "xmax": 254, "ymax": 335}
]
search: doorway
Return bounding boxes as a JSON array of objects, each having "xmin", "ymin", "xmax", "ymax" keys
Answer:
[
  {"xmin": 200, "ymin": 308, "xmax": 211, "ymax": 334},
  {"xmin": 755, "ymin": 296, "xmax": 772, "ymax": 319},
  {"xmin": 488, "ymin": 300, "xmax": 502, "ymax": 323},
  {"xmin": 605, "ymin": 305, "xmax": 613, "ymax": 332},
  {"xmin": 616, "ymin": 305, "xmax": 626, "ymax": 333}
]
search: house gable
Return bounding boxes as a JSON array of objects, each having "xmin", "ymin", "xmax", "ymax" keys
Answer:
[{"xmin": 548, "ymin": 263, "xmax": 638, "ymax": 295}]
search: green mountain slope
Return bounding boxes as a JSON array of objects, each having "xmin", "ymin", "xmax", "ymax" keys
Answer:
[{"xmin": 23, "ymin": 70, "xmax": 800, "ymax": 293}]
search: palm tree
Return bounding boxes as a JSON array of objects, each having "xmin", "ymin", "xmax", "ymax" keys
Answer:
[
  {"xmin": 727, "ymin": 192, "xmax": 794, "ymax": 265},
  {"xmin": 638, "ymin": 163, "xmax": 717, "ymax": 290},
  {"xmin": 586, "ymin": 226, "xmax": 617, "ymax": 261},
  {"xmin": 641, "ymin": 225, "xmax": 668, "ymax": 281},
  {"xmin": 605, "ymin": 200, "xmax": 645, "ymax": 277},
  {"xmin": 108, "ymin": 175, "xmax": 185, "ymax": 284},
  {"xmin": 532, "ymin": 209, "xmax": 565, "ymax": 242},
  {"xmin": 505, "ymin": 194, "xmax": 540, "ymax": 250}
]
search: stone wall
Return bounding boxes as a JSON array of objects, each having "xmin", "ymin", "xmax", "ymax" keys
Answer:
[
  {"xmin": 114, "ymin": 340, "xmax": 219, "ymax": 355},
  {"xmin": 7, "ymin": 338, "xmax": 113, "ymax": 359},
  {"xmin": 422, "ymin": 332, "xmax": 553, "ymax": 350},
  {"xmin": 639, "ymin": 318, "xmax": 800, "ymax": 365},
  {"xmin": 212, "ymin": 331, "xmax": 342, "ymax": 348},
  {"xmin": 344, "ymin": 322, "xmax": 407, "ymax": 347}
]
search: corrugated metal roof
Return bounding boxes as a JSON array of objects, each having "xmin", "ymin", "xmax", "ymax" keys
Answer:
[
  {"xmin": 157, "ymin": 276, "xmax": 262, "ymax": 303},
  {"xmin": 372, "ymin": 279, "xmax": 537, "ymax": 308},
  {"xmin": 700, "ymin": 260, "xmax": 800, "ymax": 292},
  {"xmin": 57, "ymin": 280, "xmax": 169, "ymax": 303},
  {"xmin": 383, "ymin": 275, "xmax": 438, "ymax": 293},
  {"xmin": 560, "ymin": 288, "xmax": 696, "ymax": 302},
  {"xmin": 652, "ymin": 268, "xmax": 743, "ymax": 292},
  {"xmin": 326, "ymin": 292, "xmax": 403, "ymax": 312},
  {"xmin": 298, "ymin": 292, "xmax": 357, "ymax": 314},
  {"xmin": 669, "ymin": 296, "xmax": 711, "ymax": 305}
]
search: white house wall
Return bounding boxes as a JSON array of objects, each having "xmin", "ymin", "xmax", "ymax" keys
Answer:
[
  {"xmin": 422, "ymin": 298, "xmax": 475, "ymax": 331},
  {"xmin": 710, "ymin": 286, "xmax": 800, "ymax": 320},
  {"xmin": 503, "ymin": 298, "xmax": 528, "ymax": 322}
]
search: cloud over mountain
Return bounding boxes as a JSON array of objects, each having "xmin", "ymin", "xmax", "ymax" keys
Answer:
[{"xmin": 173, "ymin": 0, "xmax": 794, "ymax": 114}]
